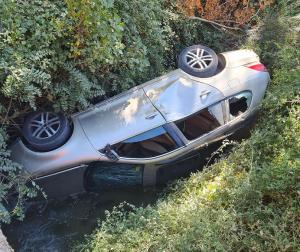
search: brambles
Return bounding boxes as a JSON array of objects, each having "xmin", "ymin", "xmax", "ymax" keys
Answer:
[{"xmin": 177, "ymin": 0, "xmax": 273, "ymax": 28}]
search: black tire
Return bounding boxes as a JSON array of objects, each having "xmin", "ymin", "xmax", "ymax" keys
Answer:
[
  {"xmin": 22, "ymin": 112, "xmax": 71, "ymax": 152},
  {"xmin": 178, "ymin": 44, "xmax": 218, "ymax": 78}
]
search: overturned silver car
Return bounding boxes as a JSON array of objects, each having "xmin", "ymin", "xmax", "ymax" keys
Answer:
[{"xmin": 11, "ymin": 45, "xmax": 270, "ymax": 197}]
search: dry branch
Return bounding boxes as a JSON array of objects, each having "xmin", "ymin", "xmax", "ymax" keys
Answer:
[{"xmin": 189, "ymin": 16, "xmax": 243, "ymax": 31}]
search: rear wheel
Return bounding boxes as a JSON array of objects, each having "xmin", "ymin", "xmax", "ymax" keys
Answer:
[
  {"xmin": 22, "ymin": 112, "xmax": 71, "ymax": 152},
  {"xmin": 178, "ymin": 44, "xmax": 218, "ymax": 78}
]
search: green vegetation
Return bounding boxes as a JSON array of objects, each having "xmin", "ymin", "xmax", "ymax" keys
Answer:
[{"xmin": 77, "ymin": 8, "xmax": 300, "ymax": 252}]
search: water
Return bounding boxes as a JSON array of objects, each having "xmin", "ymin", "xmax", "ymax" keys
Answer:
[{"xmin": 3, "ymin": 189, "xmax": 159, "ymax": 251}]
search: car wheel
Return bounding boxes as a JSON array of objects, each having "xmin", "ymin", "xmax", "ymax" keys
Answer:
[
  {"xmin": 22, "ymin": 112, "xmax": 71, "ymax": 152},
  {"xmin": 178, "ymin": 45, "xmax": 218, "ymax": 78}
]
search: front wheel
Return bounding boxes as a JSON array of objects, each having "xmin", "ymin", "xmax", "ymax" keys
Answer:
[
  {"xmin": 178, "ymin": 44, "xmax": 218, "ymax": 78},
  {"xmin": 22, "ymin": 112, "xmax": 71, "ymax": 152}
]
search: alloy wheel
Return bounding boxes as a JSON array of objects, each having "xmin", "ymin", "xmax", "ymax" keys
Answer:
[
  {"xmin": 29, "ymin": 112, "xmax": 61, "ymax": 139},
  {"xmin": 185, "ymin": 48, "xmax": 214, "ymax": 70}
]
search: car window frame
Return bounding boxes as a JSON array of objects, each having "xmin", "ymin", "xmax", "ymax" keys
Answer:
[
  {"xmin": 180, "ymin": 90, "xmax": 253, "ymax": 145},
  {"xmin": 116, "ymin": 101, "xmax": 228, "ymax": 162},
  {"xmin": 109, "ymin": 124, "xmax": 186, "ymax": 160},
  {"xmin": 110, "ymin": 90, "xmax": 253, "ymax": 162},
  {"xmin": 173, "ymin": 100, "xmax": 228, "ymax": 144}
]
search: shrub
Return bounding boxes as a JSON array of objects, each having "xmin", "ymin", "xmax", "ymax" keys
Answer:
[
  {"xmin": 98, "ymin": 0, "xmax": 173, "ymax": 93},
  {"xmin": 0, "ymin": 0, "xmax": 176, "ymax": 114},
  {"xmin": 0, "ymin": 129, "xmax": 40, "ymax": 223},
  {"xmin": 0, "ymin": 0, "xmax": 122, "ymax": 112}
]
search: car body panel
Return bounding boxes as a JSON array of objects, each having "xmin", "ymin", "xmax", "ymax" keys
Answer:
[
  {"xmin": 10, "ymin": 118, "xmax": 102, "ymax": 178},
  {"xmin": 212, "ymin": 67, "xmax": 269, "ymax": 110},
  {"xmin": 77, "ymin": 87, "xmax": 166, "ymax": 150},
  {"xmin": 35, "ymin": 164, "xmax": 88, "ymax": 198},
  {"xmin": 221, "ymin": 49, "xmax": 259, "ymax": 68},
  {"xmin": 143, "ymin": 72, "xmax": 225, "ymax": 122}
]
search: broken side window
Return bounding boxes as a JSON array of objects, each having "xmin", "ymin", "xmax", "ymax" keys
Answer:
[
  {"xmin": 228, "ymin": 91, "xmax": 252, "ymax": 119},
  {"xmin": 175, "ymin": 102, "xmax": 224, "ymax": 141},
  {"xmin": 111, "ymin": 126, "xmax": 178, "ymax": 158}
]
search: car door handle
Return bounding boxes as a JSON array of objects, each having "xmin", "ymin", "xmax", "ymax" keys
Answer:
[
  {"xmin": 102, "ymin": 144, "xmax": 119, "ymax": 161},
  {"xmin": 145, "ymin": 113, "xmax": 158, "ymax": 120},
  {"xmin": 200, "ymin": 90, "xmax": 211, "ymax": 98}
]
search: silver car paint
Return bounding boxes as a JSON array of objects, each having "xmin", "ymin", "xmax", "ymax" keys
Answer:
[
  {"xmin": 221, "ymin": 49, "xmax": 259, "ymax": 68},
  {"xmin": 10, "ymin": 118, "xmax": 101, "ymax": 178},
  {"xmin": 143, "ymin": 73, "xmax": 224, "ymax": 122},
  {"xmin": 78, "ymin": 87, "xmax": 166, "ymax": 150},
  {"xmin": 11, "ymin": 50, "xmax": 270, "ymax": 178}
]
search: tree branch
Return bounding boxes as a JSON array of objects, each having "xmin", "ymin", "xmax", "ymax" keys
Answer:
[{"xmin": 188, "ymin": 16, "xmax": 243, "ymax": 31}]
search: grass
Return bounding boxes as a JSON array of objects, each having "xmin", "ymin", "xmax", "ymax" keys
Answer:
[{"xmin": 76, "ymin": 10, "xmax": 300, "ymax": 252}]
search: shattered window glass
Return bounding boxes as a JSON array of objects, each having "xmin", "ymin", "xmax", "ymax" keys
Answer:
[{"xmin": 229, "ymin": 91, "xmax": 252, "ymax": 119}]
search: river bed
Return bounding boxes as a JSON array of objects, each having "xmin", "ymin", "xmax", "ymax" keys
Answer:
[{"xmin": 3, "ymin": 189, "xmax": 159, "ymax": 251}]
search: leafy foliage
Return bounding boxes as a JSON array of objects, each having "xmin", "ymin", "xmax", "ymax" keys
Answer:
[
  {"xmin": 0, "ymin": 129, "xmax": 40, "ymax": 223},
  {"xmin": 0, "ymin": 0, "xmax": 122, "ymax": 113}
]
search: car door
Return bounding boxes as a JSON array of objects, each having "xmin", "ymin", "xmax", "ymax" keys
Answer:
[
  {"xmin": 143, "ymin": 73, "xmax": 225, "ymax": 122},
  {"xmin": 172, "ymin": 100, "xmax": 229, "ymax": 150},
  {"xmin": 77, "ymin": 87, "xmax": 167, "ymax": 151},
  {"xmin": 107, "ymin": 101, "xmax": 227, "ymax": 165},
  {"xmin": 172, "ymin": 91, "xmax": 254, "ymax": 151}
]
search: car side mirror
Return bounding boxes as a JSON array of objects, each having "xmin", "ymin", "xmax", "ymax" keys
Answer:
[{"xmin": 102, "ymin": 144, "xmax": 119, "ymax": 161}]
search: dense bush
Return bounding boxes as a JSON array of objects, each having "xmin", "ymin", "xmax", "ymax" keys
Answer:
[
  {"xmin": 0, "ymin": 0, "xmax": 238, "ymax": 116},
  {"xmin": 77, "ymin": 9, "xmax": 300, "ymax": 252},
  {"xmin": 0, "ymin": 0, "xmax": 172, "ymax": 113}
]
